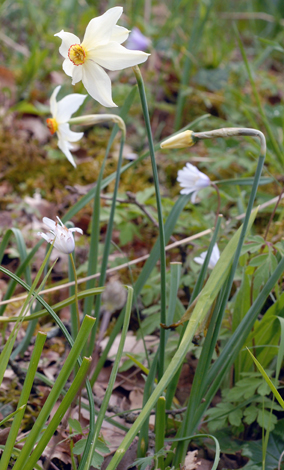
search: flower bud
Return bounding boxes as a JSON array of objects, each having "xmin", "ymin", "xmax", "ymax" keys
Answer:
[{"xmin": 160, "ymin": 130, "xmax": 195, "ymax": 149}]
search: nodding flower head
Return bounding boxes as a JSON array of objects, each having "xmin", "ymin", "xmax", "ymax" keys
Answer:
[{"xmin": 37, "ymin": 216, "xmax": 83, "ymax": 254}]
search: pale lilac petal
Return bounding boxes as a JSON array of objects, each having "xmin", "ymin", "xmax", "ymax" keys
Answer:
[
  {"xmin": 82, "ymin": 62, "xmax": 116, "ymax": 107},
  {"xmin": 50, "ymin": 86, "xmax": 61, "ymax": 117},
  {"xmin": 55, "ymin": 30, "xmax": 81, "ymax": 58},
  {"xmin": 110, "ymin": 25, "xmax": 130, "ymax": 44},
  {"xmin": 56, "ymin": 94, "xmax": 87, "ymax": 123},
  {"xmin": 71, "ymin": 65, "xmax": 83, "ymax": 85},
  {"xmin": 89, "ymin": 42, "xmax": 149, "ymax": 71},
  {"xmin": 190, "ymin": 191, "xmax": 197, "ymax": 203},
  {"xmin": 62, "ymin": 58, "xmax": 75, "ymax": 78},
  {"xmin": 82, "ymin": 7, "xmax": 123, "ymax": 48},
  {"xmin": 58, "ymin": 123, "xmax": 84, "ymax": 142},
  {"xmin": 58, "ymin": 138, "xmax": 77, "ymax": 167},
  {"xmin": 126, "ymin": 27, "xmax": 151, "ymax": 51}
]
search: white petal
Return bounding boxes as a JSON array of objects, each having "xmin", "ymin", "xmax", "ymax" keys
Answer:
[
  {"xmin": 43, "ymin": 217, "xmax": 56, "ymax": 231},
  {"xmin": 38, "ymin": 232, "xmax": 55, "ymax": 244},
  {"xmin": 69, "ymin": 227, "xmax": 83, "ymax": 234},
  {"xmin": 58, "ymin": 138, "xmax": 77, "ymax": 167},
  {"xmin": 193, "ymin": 254, "xmax": 206, "ymax": 266},
  {"xmin": 89, "ymin": 42, "xmax": 149, "ymax": 71},
  {"xmin": 82, "ymin": 62, "xmax": 116, "ymax": 107},
  {"xmin": 54, "ymin": 30, "xmax": 81, "ymax": 58},
  {"xmin": 82, "ymin": 7, "xmax": 123, "ymax": 48},
  {"xmin": 58, "ymin": 123, "xmax": 84, "ymax": 142},
  {"xmin": 54, "ymin": 234, "xmax": 75, "ymax": 254},
  {"xmin": 71, "ymin": 65, "xmax": 83, "ymax": 85},
  {"xmin": 185, "ymin": 162, "xmax": 198, "ymax": 171},
  {"xmin": 50, "ymin": 86, "xmax": 61, "ymax": 117},
  {"xmin": 110, "ymin": 25, "xmax": 130, "ymax": 44},
  {"xmin": 211, "ymin": 244, "xmax": 220, "ymax": 265},
  {"xmin": 190, "ymin": 191, "xmax": 197, "ymax": 203},
  {"xmin": 180, "ymin": 188, "xmax": 192, "ymax": 195},
  {"xmin": 56, "ymin": 93, "xmax": 87, "ymax": 123},
  {"xmin": 63, "ymin": 58, "xmax": 75, "ymax": 78}
]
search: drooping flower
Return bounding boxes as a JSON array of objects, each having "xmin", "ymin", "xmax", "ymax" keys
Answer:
[
  {"xmin": 54, "ymin": 7, "xmax": 149, "ymax": 107},
  {"xmin": 126, "ymin": 27, "xmax": 151, "ymax": 51},
  {"xmin": 194, "ymin": 244, "xmax": 220, "ymax": 270},
  {"xmin": 160, "ymin": 130, "xmax": 195, "ymax": 149},
  {"xmin": 177, "ymin": 162, "xmax": 210, "ymax": 203},
  {"xmin": 46, "ymin": 86, "xmax": 87, "ymax": 167},
  {"xmin": 38, "ymin": 216, "xmax": 83, "ymax": 254}
]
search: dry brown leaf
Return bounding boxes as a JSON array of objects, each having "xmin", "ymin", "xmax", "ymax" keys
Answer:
[
  {"xmin": 184, "ymin": 450, "xmax": 201, "ymax": 470},
  {"xmin": 129, "ymin": 389, "xmax": 144, "ymax": 409}
]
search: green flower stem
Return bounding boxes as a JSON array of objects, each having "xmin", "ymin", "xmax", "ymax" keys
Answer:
[
  {"xmin": 25, "ymin": 357, "xmax": 91, "ymax": 470},
  {"xmin": 80, "ymin": 286, "xmax": 133, "ymax": 470},
  {"xmin": 155, "ymin": 396, "xmax": 166, "ymax": 470},
  {"xmin": 62, "ymin": 114, "xmax": 210, "ymax": 223},
  {"xmin": 164, "ymin": 217, "xmax": 222, "ymax": 415},
  {"xmin": 69, "ymin": 114, "xmax": 126, "ymax": 136},
  {"xmin": 0, "ymin": 405, "xmax": 25, "ymax": 427},
  {"xmin": 87, "ymin": 133, "xmax": 125, "ymax": 361},
  {"xmin": 83, "ymin": 152, "xmax": 107, "ymax": 332},
  {"xmin": 133, "ymin": 64, "xmax": 166, "ymax": 380},
  {"xmin": 0, "ymin": 287, "xmax": 104, "ymax": 323},
  {"xmin": 105, "ymin": 213, "xmax": 256, "ymax": 470},
  {"xmin": 0, "ymin": 332, "xmax": 47, "ymax": 470},
  {"xmin": 69, "ymin": 253, "xmax": 80, "ymax": 335},
  {"xmin": 12, "ymin": 315, "xmax": 95, "ymax": 470},
  {"xmin": 0, "ymin": 265, "xmax": 96, "ymax": 470},
  {"xmin": 174, "ymin": 153, "xmax": 266, "ymax": 467}
]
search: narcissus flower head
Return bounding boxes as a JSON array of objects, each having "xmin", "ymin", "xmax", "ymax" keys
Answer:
[
  {"xmin": 177, "ymin": 162, "xmax": 210, "ymax": 203},
  {"xmin": 38, "ymin": 216, "xmax": 83, "ymax": 254},
  {"xmin": 194, "ymin": 244, "xmax": 220, "ymax": 270},
  {"xmin": 160, "ymin": 130, "xmax": 195, "ymax": 149},
  {"xmin": 55, "ymin": 6, "xmax": 149, "ymax": 107},
  {"xmin": 47, "ymin": 86, "xmax": 87, "ymax": 167}
]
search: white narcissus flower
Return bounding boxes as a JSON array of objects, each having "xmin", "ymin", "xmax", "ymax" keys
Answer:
[
  {"xmin": 54, "ymin": 6, "xmax": 149, "ymax": 107},
  {"xmin": 194, "ymin": 244, "xmax": 220, "ymax": 270},
  {"xmin": 38, "ymin": 216, "xmax": 83, "ymax": 254},
  {"xmin": 177, "ymin": 162, "xmax": 210, "ymax": 203},
  {"xmin": 46, "ymin": 86, "xmax": 87, "ymax": 168}
]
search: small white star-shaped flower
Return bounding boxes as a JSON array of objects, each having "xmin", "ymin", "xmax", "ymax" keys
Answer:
[
  {"xmin": 38, "ymin": 216, "xmax": 83, "ymax": 254},
  {"xmin": 177, "ymin": 162, "xmax": 210, "ymax": 203},
  {"xmin": 194, "ymin": 244, "xmax": 220, "ymax": 270}
]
